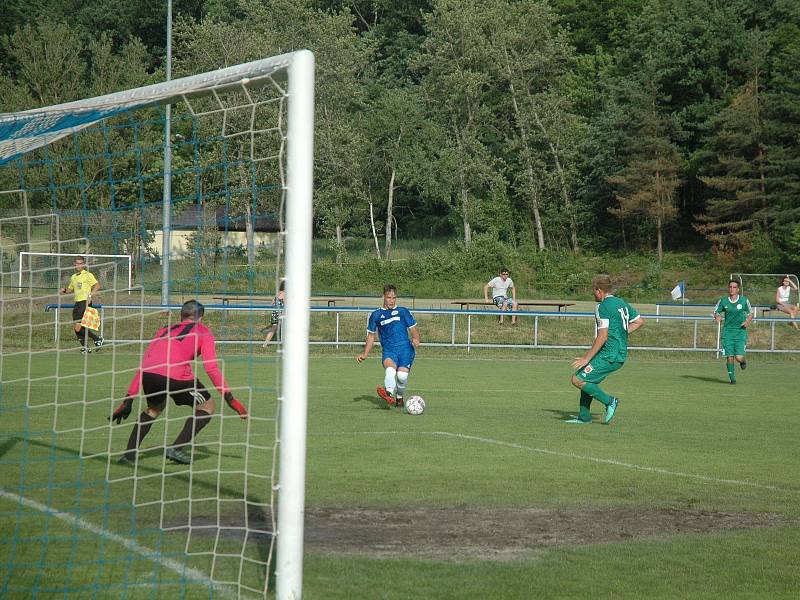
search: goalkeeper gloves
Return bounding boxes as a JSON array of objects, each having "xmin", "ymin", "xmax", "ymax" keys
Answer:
[
  {"xmin": 109, "ymin": 397, "xmax": 133, "ymax": 424},
  {"xmin": 224, "ymin": 392, "xmax": 248, "ymax": 419}
]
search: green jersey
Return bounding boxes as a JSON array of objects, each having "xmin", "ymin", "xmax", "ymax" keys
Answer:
[
  {"xmin": 714, "ymin": 295, "xmax": 752, "ymax": 331},
  {"xmin": 595, "ymin": 295, "xmax": 640, "ymax": 363}
]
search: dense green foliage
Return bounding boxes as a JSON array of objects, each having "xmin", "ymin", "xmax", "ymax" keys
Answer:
[{"xmin": 2, "ymin": 0, "xmax": 799, "ymax": 270}]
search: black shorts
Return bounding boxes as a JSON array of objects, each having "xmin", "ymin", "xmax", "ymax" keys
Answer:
[
  {"xmin": 72, "ymin": 300, "xmax": 87, "ymax": 321},
  {"xmin": 141, "ymin": 372, "xmax": 211, "ymax": 410}
]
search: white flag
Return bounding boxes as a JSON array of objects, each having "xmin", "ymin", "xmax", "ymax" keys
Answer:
[{"xmin": 670, "ymin": 281, "xmax": 685, "ymax": 300}]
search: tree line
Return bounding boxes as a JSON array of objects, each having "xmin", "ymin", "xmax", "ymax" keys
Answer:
[{"xmin": 1, "ymin": 0, "xmax": 799, "ymax": 269}]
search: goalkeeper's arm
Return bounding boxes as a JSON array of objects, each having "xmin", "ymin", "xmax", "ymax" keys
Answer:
[{"xmin": 224, "ymin": 392, "xmax": 248, "ymax": 419}]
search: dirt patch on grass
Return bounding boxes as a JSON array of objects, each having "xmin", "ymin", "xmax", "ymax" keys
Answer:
[{"xmin": 304, "ymin": 506, "xmax": 791, "ymax": 560}]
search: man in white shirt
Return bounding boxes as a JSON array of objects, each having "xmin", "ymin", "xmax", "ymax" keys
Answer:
[{"xmin": 483, "ymin": 268, "xmax": 518, "ymax": 324}]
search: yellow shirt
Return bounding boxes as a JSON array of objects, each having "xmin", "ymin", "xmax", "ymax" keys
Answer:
[{"xmin": 67, "ymin": 270, "xmax": 98, "ymax": 302}]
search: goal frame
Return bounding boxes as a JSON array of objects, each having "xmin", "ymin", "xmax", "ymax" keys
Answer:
[
  {"xmin": 18, "ymin": 251, "xmax": 133, "ymax": 293},
  {"xmin": 1, "ymin": 49, "xmax": 315, "ymax": 600}
]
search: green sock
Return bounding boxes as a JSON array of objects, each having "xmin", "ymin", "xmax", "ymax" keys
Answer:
[
  {"xmin": 583, "ymin": 382, "xmax": 612, "ymax": 406},
  {"xmin": 579, "ymin": 391, "xmax": 592, "ymax": 422},
  {"xmin": 727, "ymin": 362, "xmax": 735, "ymax": 382}
]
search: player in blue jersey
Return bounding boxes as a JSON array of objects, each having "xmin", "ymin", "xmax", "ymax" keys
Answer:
[{"xmin": 356, "ymin": 284, "xmax": 421, "ymax": 408}]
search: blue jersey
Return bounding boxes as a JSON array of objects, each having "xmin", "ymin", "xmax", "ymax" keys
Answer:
[{"xmin": 367, "ymin": 306, "xmax": 416, "ymax": 349}]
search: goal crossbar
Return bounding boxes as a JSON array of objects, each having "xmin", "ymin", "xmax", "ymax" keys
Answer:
[{"xmin": 0, "ymin": 52, "xmax": 298, "ymax": 165}]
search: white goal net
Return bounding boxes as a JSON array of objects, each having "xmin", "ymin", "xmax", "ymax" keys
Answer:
[{"xmin": 0, "ymin": 51, "xmax": 314, "ymax": 599}]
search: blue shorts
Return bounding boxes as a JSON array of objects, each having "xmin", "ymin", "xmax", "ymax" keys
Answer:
[
  {"xmin": 492, "ymin": 296, "xmax": 513, "ymax": 310},
  {"xmin": 382, "ymin": 345, "xmax": 415, "ymax": 369}
]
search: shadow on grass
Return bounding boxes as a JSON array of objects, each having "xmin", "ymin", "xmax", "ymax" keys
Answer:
[
  {"xmin": 0, "ymin": 436, "xmax": 20, "ymax": 459},
  {"xmin": 353, "ymin": 394, "xmax": 391, "ymax": 410},
  {"xmin": 680, "ymin": 375, "xmax": 728, "ymax": 384},
  {"xmin": 541, "ymin": 408, "xmax": 594, "ymax": 422}
]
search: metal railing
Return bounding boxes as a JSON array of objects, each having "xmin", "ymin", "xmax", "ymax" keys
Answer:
[{"xmin": 42, "ymin": 303, "xmax": 800, "ymax": 355}]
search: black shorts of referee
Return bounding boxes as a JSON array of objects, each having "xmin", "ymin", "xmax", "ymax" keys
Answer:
[{"xmin": 72, "ymin": 300, "xmax": 89, "ymax": 321}]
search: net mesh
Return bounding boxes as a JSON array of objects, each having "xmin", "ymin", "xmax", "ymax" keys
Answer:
[{"xmin": 0, "ymin": 57, "xmax": 298, "ymax": 598}]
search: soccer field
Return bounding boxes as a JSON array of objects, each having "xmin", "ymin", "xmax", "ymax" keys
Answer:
[{"xmin": 2, "ymin": 350, "xmax": 799, "ymax": 598}]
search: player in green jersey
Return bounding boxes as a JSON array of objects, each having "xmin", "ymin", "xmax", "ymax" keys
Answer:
[
  {"xmin": 568, "ymin": 274, "xmax": 645, "ymax": 425},
  {"xmin": 713, "ymin": 280, "xmax": 753, "ymax": 384}
]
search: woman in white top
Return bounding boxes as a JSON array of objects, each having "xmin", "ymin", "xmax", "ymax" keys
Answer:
[{"xmin": 775, "ymin": 276, "xmax": 799, "ymax": 329}]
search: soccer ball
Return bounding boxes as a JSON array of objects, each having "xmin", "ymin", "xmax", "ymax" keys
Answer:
[{"xmin": 405, "ymin": 395, "xmax": 425, "ymax": 415}]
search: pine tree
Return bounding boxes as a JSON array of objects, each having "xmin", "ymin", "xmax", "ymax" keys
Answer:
[{"xmin": 607, "ymin": 78, "xmax": 682, "ymax": 263}]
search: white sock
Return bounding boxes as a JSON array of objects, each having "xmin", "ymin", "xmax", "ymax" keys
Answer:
[
  {"xmin": 384, "ymin": 367, "xmax": 397, "ymax": 396},
  {"xmin": 396, "ymin": 370, "xmax": 409, "ymax": 397}
]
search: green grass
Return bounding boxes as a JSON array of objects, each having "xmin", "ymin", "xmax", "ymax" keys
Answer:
[{"xmin": 2, "ymin": 349, "xmax": 799, "ymax": 598}]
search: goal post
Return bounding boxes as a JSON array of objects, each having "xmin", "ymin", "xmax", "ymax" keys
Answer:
[
  {"xmin": 276, "ymin": 48, "xmax": 314, "ymax": 600},
  {"xmin": 18, "ymin": 251, "xmax": 133, "ymax": 293},
  {"xmin": 0, "ymin": 49, "xmax": 314, "ymax": 599}
]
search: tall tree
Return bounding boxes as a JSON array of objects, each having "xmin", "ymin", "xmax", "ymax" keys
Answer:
[
  {"xmin": 483, "ymin": 0, "xmax": 580, "ymax": 251},
  {"xmin": 175, "ymin": 0, "xmax": 370, "ymax": 265},
  {"xmin": 608, "ymin": 75, "xmax": 682, "ymax": 262},
  {"xmin": 414, "ymin": 0, "xmax": 500, "ymax": 246},
  {"xmin": 696, "ymin": 30, "xmax": 770, "ymax": 254}
]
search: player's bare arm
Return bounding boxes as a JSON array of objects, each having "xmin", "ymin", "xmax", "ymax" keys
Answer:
[
  {"xmin": 572, "ymin": 327, "xmax": 608, "ymax": 370},
  {"xmin": 357, "ymin": 332, "xmax": 376, "ymax": 363},
  {"xmin": 483, "ymin": 283, "xmax": 490, "ymax": 302},
  {"xmin": 628, "ymin": 316, "xmax": 645, "ymax": 334},
  {"xmin": 409, "ymin": 325, "xmax": 420, "ymax": 349}
]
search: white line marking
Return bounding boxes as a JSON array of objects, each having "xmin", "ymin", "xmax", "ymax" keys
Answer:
[
  {"xmin": 0, "ymin": 488, "xmax": 239, "ymax": 599},
  {"xmin": 324, "ymin": 431, "xmax": 799, "ymax": 495}
]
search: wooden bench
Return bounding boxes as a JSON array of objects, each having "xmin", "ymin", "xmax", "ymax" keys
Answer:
[
  {"xmin": 213, "ymin": 296, "xmax": 343, "ymax": 307},
  {"xmin": 759, "ymin": 304, "xmax": 778, "ymax": 318},
  {"xmin": 451, "ymin": 300, "xmax": 575, "ymax": 312}
]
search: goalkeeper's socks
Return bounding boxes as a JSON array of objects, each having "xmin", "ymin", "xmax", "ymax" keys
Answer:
[
  {"xmin": 172, "ymin": 410, "xmax": 212, "ymax": 447},
  {"xmin": 582, "ymin": 382, "xmax": 612, "ymax": 406},
  {"xmin": 87, "ymin": 329, "xmax": 100, "ymax": 342},
  {"xmin": 727, "ymin": 362, "xmax": 736, "ymax": 382},
  {"xmin": 126, "ymin": 412, "xmax": 156, "ymax": 453}
]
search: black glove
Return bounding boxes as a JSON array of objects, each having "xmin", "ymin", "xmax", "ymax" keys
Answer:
[{"xmin": 109, "ymin": 397, "xmax": 133, "ymax": 424}]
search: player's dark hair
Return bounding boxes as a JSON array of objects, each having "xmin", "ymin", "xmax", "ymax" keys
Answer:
[
  {"xmin": 592, "ymin": 274, "xmax": 613, "ymax": 292},
  {"xmin": 383, "ymin": 284, "xmax": 397, "ymax": 295},
  {"xmin": 279, "ymin": 280, "xmax": 285, "ymax": 292},
  {"xmin": 74, "ymin": 256, "xmax": 85, "ymax": 263},
  {"xmin": 181, "ymin": 299, "xmax": 205, "ymax": 320}
]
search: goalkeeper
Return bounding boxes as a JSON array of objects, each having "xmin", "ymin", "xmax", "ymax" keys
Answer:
[{"xmin": 110, "ymin": 299, "xmax": 248, "ymax": 465}]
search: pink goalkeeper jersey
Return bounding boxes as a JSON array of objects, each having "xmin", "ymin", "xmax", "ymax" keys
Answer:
[{"xmin": 126, "ymin": 320, "xmax": 230, "ymax": 397}]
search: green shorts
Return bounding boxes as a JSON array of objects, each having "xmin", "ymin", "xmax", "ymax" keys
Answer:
[
  {"xmin": 575, "ymin": 355, "xmax": 623, "ymax": 384},
  {"xmin": 721, "ymin": 329, "xmax": 748, "ymax": 357}
]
